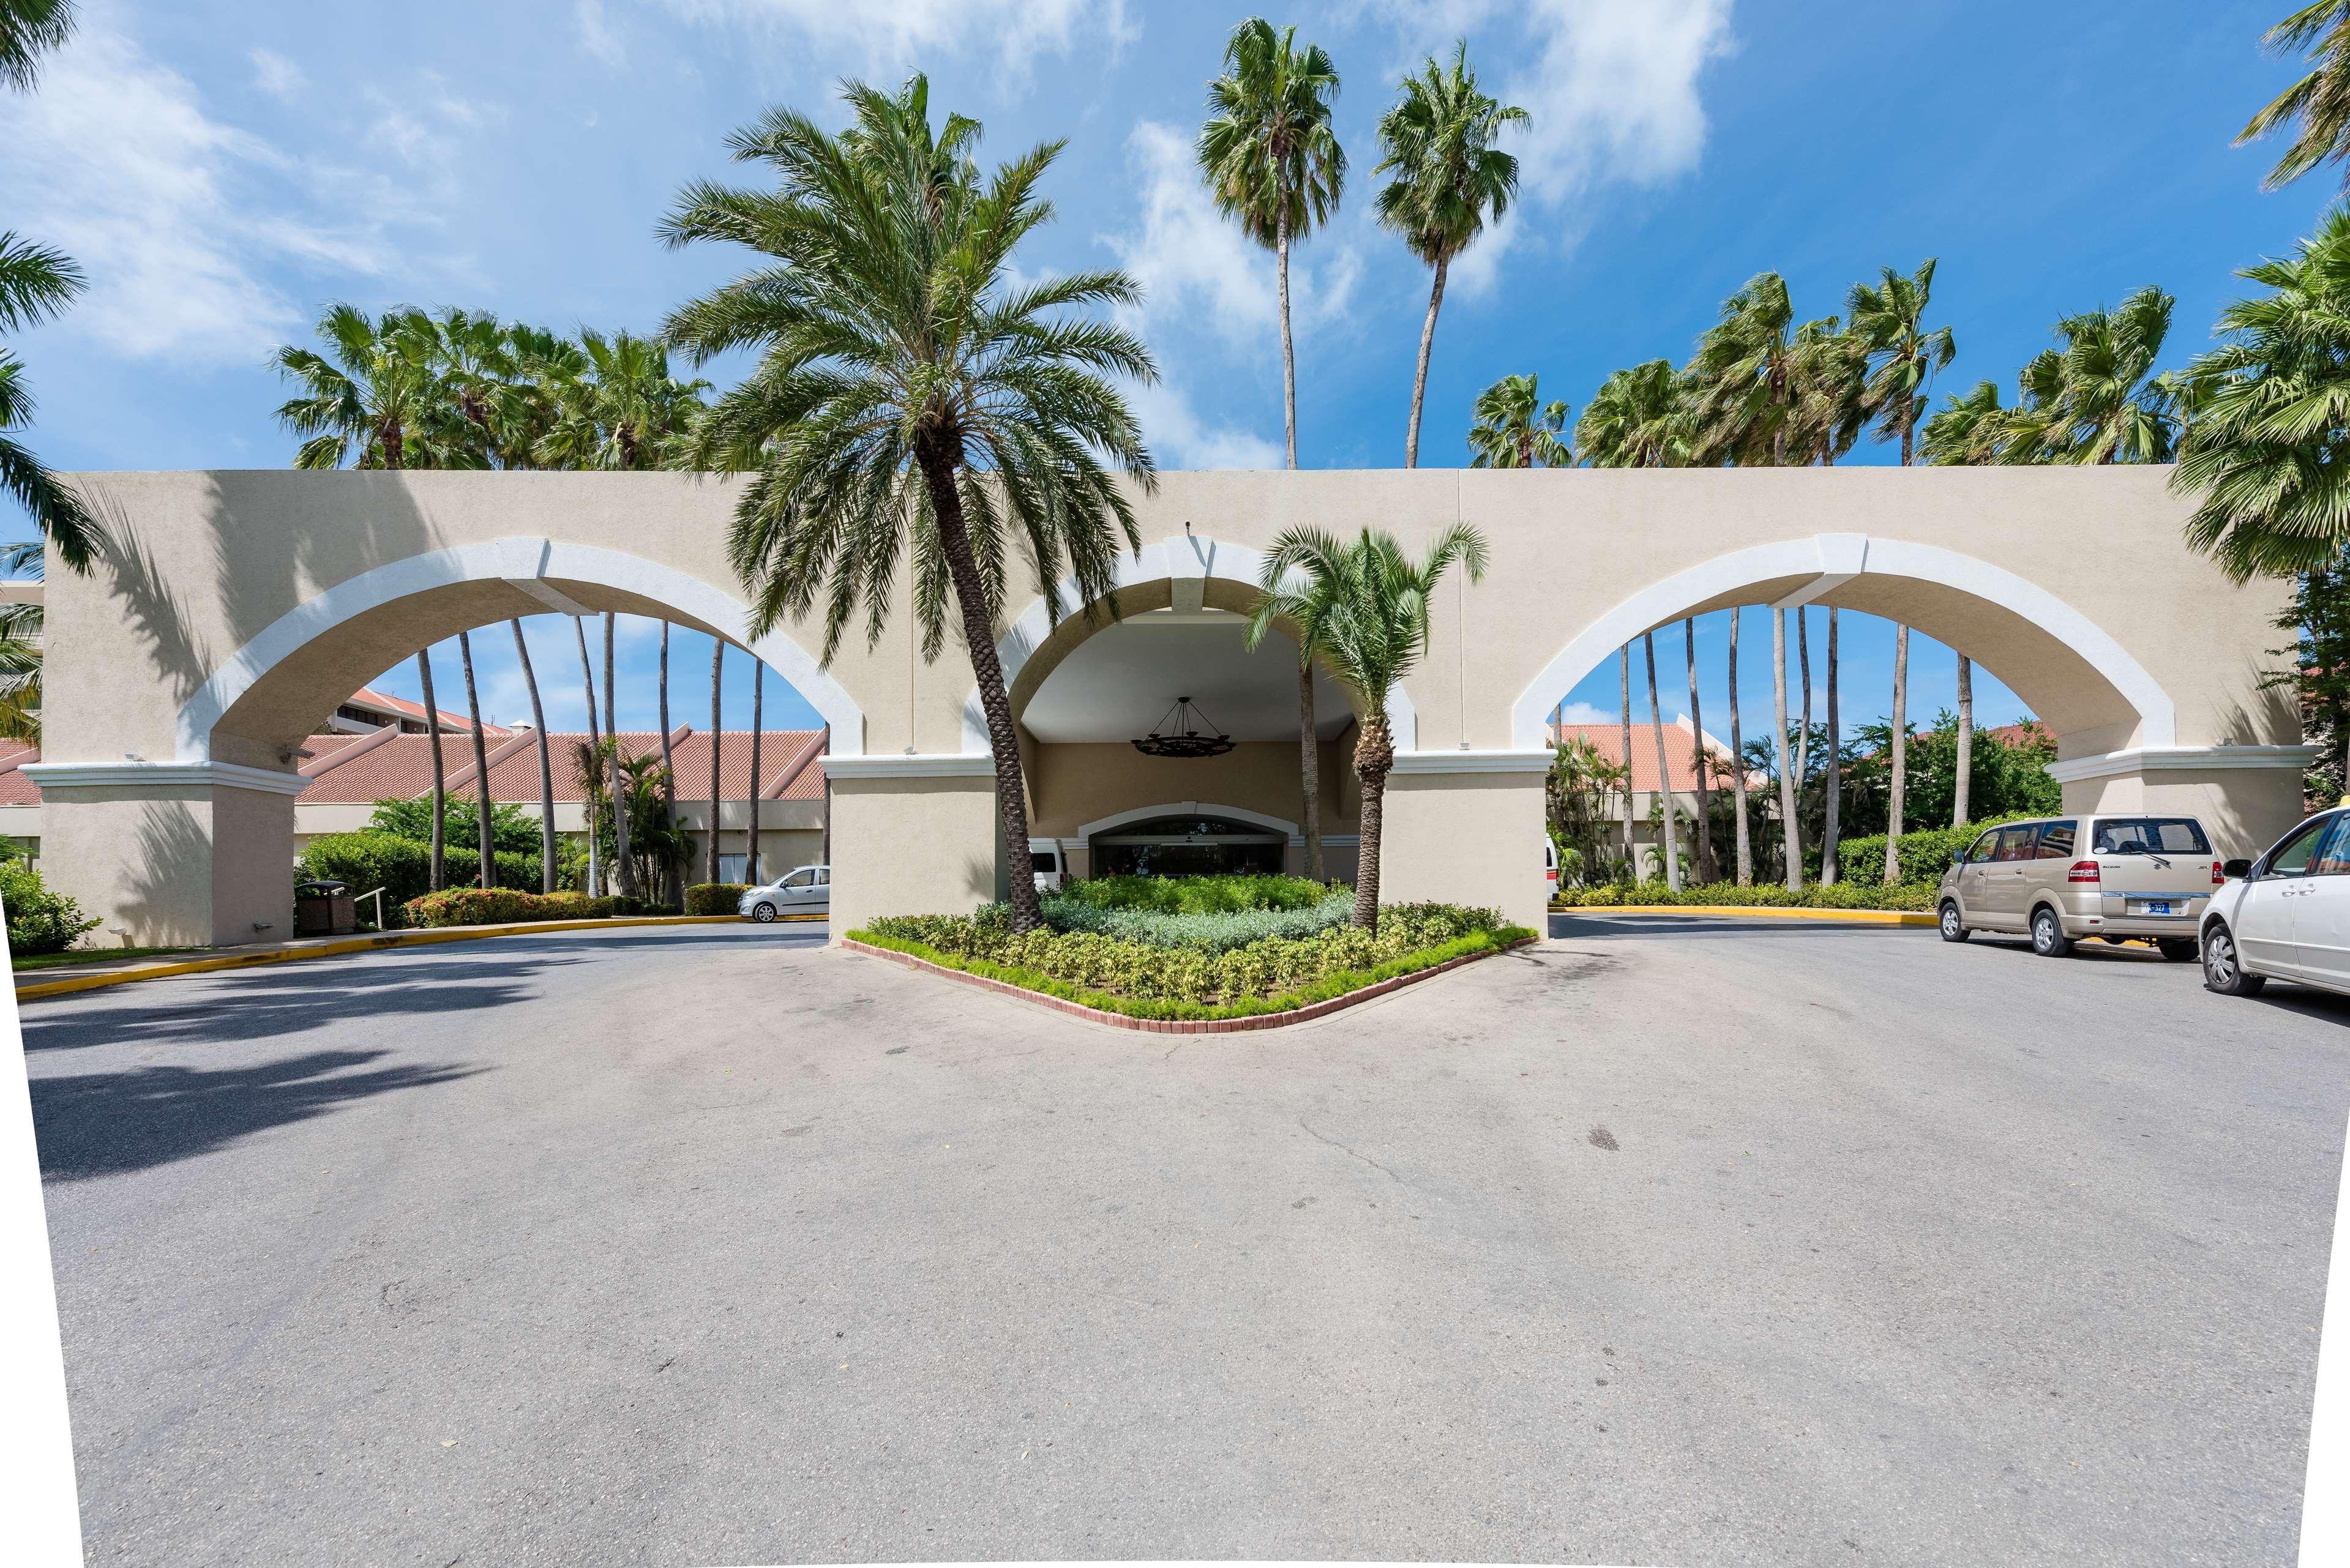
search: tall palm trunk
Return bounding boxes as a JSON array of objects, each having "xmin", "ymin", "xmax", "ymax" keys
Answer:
[
  {"xmin": 1953, "ymin": 654, "xmax": 1974, "ymax": 826},
  {"xmin": 1644, "ymin": 632, "xmax": 1682, "ymax": 893},
  {"xmin": 1297, "ymin": 663, "xmax": 1324, "ymax": 880},
  {"xmin": 1795, "ymin": 608, "xmax": 1813, "ymax": 818},
  {"xmin": 917, "ymin": 442, "xmax": 1043, "ymax": 930},
  {"xmin": 659, "ymin": 622, "xmax": 679, "ymax": 903},
  {"xmin": 1821, "ymin": 608, "xmax": 1841, "ymax": 886},
  {"xmin": 417, "ymin": 648, "xmax": 446, "ymax": 893},
  {"xmin": 1683, "ymin": 616, "xmax": 1714, "ymax": 883},
  {"xmin": 511, "ymin": 620, "xmax": 556, "ymax": 892},
  {"xmin": 1277, "ymin": 204, "xmax": 1298, "ymax": 471},
  {"xmin": 1729, "ymin": 607, "xmax": 1751, "ymax": 886},
  {"xmin": 1617, "ymin": 646, "xmax": 1636, "ymax": 878},
  {"xmin": 747, "ymin": 659, "xmax": 764, "ymax": 887},
  {"xmin": 820, "ymin": 722, "xmax": 832, "ymax": 868},
  {"xmin": 603, "ymin": 614, "xmax": 637, "ymax": 898},
  {"xmin": 1773, "ymin": 608, "xmax": 1803, "ymax": 890},
  {"xmin": 572, "ymin": 617, "xmax": 601, "ymax": 897},
  {"xmin": 706, "ymin": 638, "xmax": 724, "ymax": 887},
  {"xmin": 458, "ymin": 631, "xmax": 495, "ymax": 889},
  {"xmin": 1886, "ymin": 624, "xmax": 1907, "ymax": 884},
  {"xmin": 1351, "ymin": 709, "xmax": 1396, "ymax": 928},
  {"xmin": 1403, "ymin": 250, "xmax": 1450, "ymax": 467}
]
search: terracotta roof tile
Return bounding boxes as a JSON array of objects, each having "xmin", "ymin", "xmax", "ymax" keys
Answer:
[{"xmin": 1550, "ymin": 722, "xmax": 1756, "ymax": 794}]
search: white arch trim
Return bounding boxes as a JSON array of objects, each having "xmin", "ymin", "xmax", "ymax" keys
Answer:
[
  {"xmin": 1508, "ymin": 533, "xmax": 2178, "ymax": 752},
  {"xmin": 174, "ymin": 536, "xmax": 865, "ymax": 761},
  {"xmin": 1075, "ymin": 801, "xmax": 1300, "ymax": 840},
  {"xmin": 962, "ymin": 533, "xmax": 1418, "ymax": 754}
]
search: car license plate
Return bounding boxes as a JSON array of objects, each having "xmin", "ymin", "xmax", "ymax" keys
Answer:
[{"xmin": 2130, "ymin": 899, "xmax": 2173, "ymax": 916}]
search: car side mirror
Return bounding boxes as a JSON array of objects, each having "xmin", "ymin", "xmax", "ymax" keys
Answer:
[
  {"xmin": 2224, "ymin": 857, "xmax": 2255, "ymax": 880},
  {"xmin": 1950, "ymin": 849, "xmax": 1967, "ymax": 867}
]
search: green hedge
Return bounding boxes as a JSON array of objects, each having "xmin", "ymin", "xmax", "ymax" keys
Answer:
[
  {"xmin": 1055, "ymin": 873, "xmax": 1331, "ymax": 914},
  {"xmin": 1833, "ymin": 815, "xmax": 2030, "ymax": 888},
  {"xmin": 1, "ymin": 862, "xmax": 101, "ymax": 955},
  {"xmin": 853, "ymin": 924, "xmax": 1532, "ymax": 1023},
  {"xmin": 398, "ymin": 888, "xmax": 676, "ymax": 928},
  {"xmin": 1038, "ymin": 889, "xmax": 1355, "ymax": 954},
  {"xmin": 1554, "ymin": 878, "xmax": 1939, "ymax": 913},
  {"xmin": 686, "ymin": 883, "xmax": 749, "ymax": 916},
  {"xmin": 298, "ymin": 831, "xmax": 547, "ymax": 927}
]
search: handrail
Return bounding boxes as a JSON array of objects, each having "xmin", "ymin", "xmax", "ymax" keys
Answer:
[{"xmin": 357, "ymin": 886, "xmax": 387, "ymax": 930}]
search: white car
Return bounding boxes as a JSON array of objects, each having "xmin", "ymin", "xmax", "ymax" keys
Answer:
[
  {"xmin": 738, "ymin": 865, "xmax": 829, "ymax": 922},
  {"xmin": 2199, "ymin": 809, "xmax": 2350, "ymax": 998}
]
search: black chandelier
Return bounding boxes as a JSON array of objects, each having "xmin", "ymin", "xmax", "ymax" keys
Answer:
[{"xmin": 1132, "ymin": 696, "xmax": 1235, "ymax": 760}]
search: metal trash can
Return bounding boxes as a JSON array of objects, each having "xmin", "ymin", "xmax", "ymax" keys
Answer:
[{"xmin": 294, "ymin": 878, "xmax": 356, "ymax": 937}]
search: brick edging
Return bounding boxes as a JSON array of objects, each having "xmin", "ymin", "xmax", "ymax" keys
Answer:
[{"xmin": 839, "ymin": 936, "xmax": 1533, "ymax": 1034}]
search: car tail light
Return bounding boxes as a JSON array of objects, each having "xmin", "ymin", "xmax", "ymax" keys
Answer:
[
  {"xmin": 2067, "ymin": 860, "xmax": 2101, "ymax": 884},
  {"xmin": 2212, "ymin": 859, "xmax": 2225, "ymax": 887}
]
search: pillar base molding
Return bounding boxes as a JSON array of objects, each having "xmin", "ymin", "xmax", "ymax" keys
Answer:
[
  {"xmin": 2044, "ymin": 744, "xmax": 2321, "ymax": 784},
  {"xmin": 1389, "ymin": 749, "xmax": 1554, "ymax": 775},
  {"xmin": 22, "ymin": 759, "xmax": 311, "ymax": 796},
  {"xmin": 823, "ymin": 753, "xmax": 997, "ymax": 780}
]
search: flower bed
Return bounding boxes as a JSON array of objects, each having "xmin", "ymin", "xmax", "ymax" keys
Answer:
[
  {"xmin": 1552, "ymin": 879, "xmax": 1938, "ymax": 912},
  {"xmin": 855, "ymin": 901, "xmax": 1534, "ymax": 1022},
  {"xmin": 399, "ymin": 888, "xmax": 678, "ymax": 928}
]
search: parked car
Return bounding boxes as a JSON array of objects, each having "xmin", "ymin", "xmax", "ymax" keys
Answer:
[
  {"xmin": 1544, "ymin": 838, "xmax": 1560, "ymax": 900},
  {"xmin": 1030, "ymin": 843, "xmax": 1067, "ymax": 894},
  {"xmin": 739, "ymin": 865, "xmax": 829, "ymax": 921},
  {"xmin": 1936, "ymin": 813, "xmax": 2220, "ymax": 960},
  {"xmin": 2200, "ymin": 808, "xmax": 2350, "ymax": 998}
]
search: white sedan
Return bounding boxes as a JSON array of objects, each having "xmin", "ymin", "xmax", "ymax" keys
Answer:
[
  {"xmin": 738, "ymin": 865, "xmax": 829, "ymax": 922},
  {"xmin": 2199, "ymin": 810, "xmax": 2350, "ymax": 998}
]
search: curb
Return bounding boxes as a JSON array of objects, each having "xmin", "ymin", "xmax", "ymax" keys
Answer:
[
  {"xmin": 1550, "ymin": 903, "xmax": 1935, "ymax": 926},
  {"xmin": 840, "ymin": 935, "xmax": 1532, "ymax": 1034},
  {"xmin": 16, "ymin": 913, "xmax": 825, "ymax": 1001}
]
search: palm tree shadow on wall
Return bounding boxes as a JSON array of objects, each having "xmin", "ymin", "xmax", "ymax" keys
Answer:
[
  {"xmin": 118, "ymin": 799, "xmax": 212, "ymax": 943},
  {"xmin": 82, "ymin": 485, "xmax": 211, "ymax": 711},
  {"xmin": 29, "ymin": 1048, "xmax": 481, "ymax": 1181}
]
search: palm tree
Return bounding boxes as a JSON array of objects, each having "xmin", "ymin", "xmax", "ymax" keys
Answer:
[
  {"xmin": 571, "ymin": 615, "xmax": 602, "ymax": 895},
  {"xmin": 0, "ymin": 231, "xmax": 96, "ymax": 571},
  {"xmin": 1849, "ymin": 259, "xmax": 1953, "ymax": 881},
  {"xmin": 2046, "ymin": 288, "xmax": 2180, "ymax": 464},
  {"xmin": 705, "ymin": 638, "xmax": 724, "ymax": 886},
  {"xmin": 747, "ymin": 657, "xmax": 764, "ymax": 886},
  {"xmin": 601, "ymin": 612, "xmax": 637, "ymax": 898},
  {"xmin": 1688, "ymin": 271, "xmax": 1799, "ymax": 466},
  {"xmin": 2176, "ymin": 206, "xmax": 2350, "ymax": 579},
  {"xmin": 1, "ymin": 0, "xmax": 72, "ymax": 90},
  {"xmin": 274, "ymin": 304, "xmax": 473, "ymax": 471},
  {"xmin": 1726, "ymin": 607, "xmax": 1750, "ymax": 884},
  {"xmin": 1682, "ymin": 617, "xmax": 1715, "ymax": 882},
  {"xmin": 1246, "ymin": 525, "xmax": 1489, "ymax": 927},
  {"xmin": 2239, "ymin": 3, "xmax": 2350, "ymax": 189},
  {"xmin": 1291, "ymin": 640, "xmax": 1326, "ymax": 881},
  {"xmin": 1919, "ymin": 380, "xmax": 2014, "ymax": 465},
  {"xmin": 1577, "ymin": 359, "xmax": 1694, "ymax": 469},
  {"xmin": 663, "ymin": 77, "xmax": 1156, "ymax": 934},
  {"xmin": 0, "ymin": 539, "xmax": 43, "ymax": 741},
  {"xmin": 1465, "ymin": 373, "xmax": 1571, "ymax": 466},
  {"xmin": 1772, "ymin": 607, "xmax": 1802, "ymax": 890},
  {"xmin": 1642, "ymin": 631, "xmax": 1682, "ymax": 893},
  {"xmin": 1953, "ymin": 654, "xmax": 1974, "ymax": 827},
  {"xmin": 1617, "ymin": 649, "xmax": 1637, "ymax": 878},
  {"xmin": 658, "ymin": 621, "xmax": 680, "ymax": 902},
  {"xmin": 1821, "ymin": 608, "xmax": 1841, "ymax": 884},
  {"xmin": 1373, "ymin": 41, "xmax": 1525, "ymax": 466},
  {"xmin": 1786, "ymin": 317, "xmax": 1869, "ymax": 466},
  {"xmin": 457, "ymin": 630, "xmax": 495, "ymax": 886},
  {"xmin": 1197, "ymin": 18, "xmax": 1344, "ymax": 471},
  {"xmin": 509, "ymin": 621, "xmax": 556, "ymax": 891},
  {"xmin": 417, "ymin": 644, "xmax": 447, "ymax": 892},
  {"xmin": 537, "ymin": 329, "xmax": 710, "ymax": 471}
]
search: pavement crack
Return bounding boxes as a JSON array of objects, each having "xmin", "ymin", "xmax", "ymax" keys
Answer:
[{"xmin": 1297, "ymin": 1117, "xmax": 1406, "ymax": 1185}]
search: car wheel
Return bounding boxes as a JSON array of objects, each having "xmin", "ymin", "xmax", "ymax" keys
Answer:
[
  {"xmin": 2030, "ymin": 906, "xmax": 2073, "ymax": 958},
  {"xmin": 2201, "ymin": 923, "xmax": 2267, "ymax": 996},
  {"xmin": 2155, "ymin": 937, "xmax": 2199, "ymax": 963},
  {"xmin": 1938, "ymin": 900, "xmax": 1970, "ymax": 943},
  {"xmin": 752, "ymin": 902, "xmax": 777, "ymax": 924}
]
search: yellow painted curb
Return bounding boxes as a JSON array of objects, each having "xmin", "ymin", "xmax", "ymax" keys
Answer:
[
  {"xmin": 16, "ymin": 913, "xmax": 825, "ymax": 1001},
  {"xmin": 1551, "ymin": 903, "xmax": 1936, "ymax": 927}
]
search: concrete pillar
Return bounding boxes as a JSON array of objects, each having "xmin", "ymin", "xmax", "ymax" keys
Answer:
[
  {"xmin": 21, "ymin": 762, "xmax": 305, "ymax": 948},
  {"xmin": 823, "ymin": 756, "xmax": 999, "ymax": 941},
  {"xmin": 2046, "ymin": 744, "xmax": 2322, "ymax": 861},
  {"xmin": 1374, "ymin": 752, "xmax": 1552, "ymax": 930}
]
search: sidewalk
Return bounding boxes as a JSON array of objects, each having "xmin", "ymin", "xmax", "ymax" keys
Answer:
[{"xmin": 13, "ymin": 913, "xmax": 821, "ymax": 1002}]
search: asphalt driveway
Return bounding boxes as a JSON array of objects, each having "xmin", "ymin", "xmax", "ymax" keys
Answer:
[{"xmin": 21, "ymin": 916, "xmax": 2349, "ymax": 1566}]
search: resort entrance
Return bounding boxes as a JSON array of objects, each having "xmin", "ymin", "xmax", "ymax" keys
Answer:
[{"xmin": 1088, "ymin": 812, "xmax": 1289, "ymax": 878}]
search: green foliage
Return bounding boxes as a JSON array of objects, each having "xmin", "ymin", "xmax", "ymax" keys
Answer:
[
  {"xmin": 2269, "ymin": 550, "xmax": 2350, "ymax": 802},
  {"xmin": 1546, "ymin": 735, "xmax": 1629, "ymax": 885},
  {"xmin": 2236, "ymin": 3, "xmax": 2350, "ymax": 192},
  {"xmin": 1466, "ymin": 373, "xmax": 1571, "ymax": 468},
  {"xmin": 1577, "ymin": 359, "xmax": 1697, "ymax": 469},
  {"xmin": 1053, "ymin": 873, "xmax": 1327, "ymax": 914},
  {"xmin": 686, "ymin": 883, "xmax": 749, "ymax": 916},
  {"xmin": 367, "ymin": 794, "xmax": 545, "ymax": 857},
  {"xmin": 0, "ymin": 859, "xmax": 99, "ymax": 955},
  {"xmin": 1830, "ymin": 815, "xmax": 2031, "ymax": 890},
  {"xmin": 397, "ymin": 888, "xmax": 670, "ymax": 928},
  {"xmin": 1918, "ymin": 287, "xmax": 2178, "ymax": 468},
  {"xmin": 296, "ymin": 831, "xmax": 542, "ymax": 926},
  {"xmin": 858, "ymin": 901, "xmax": 1525, "ymax": 1017},
  {"xmin": 1552, "ymin": 878, "xmax": 1939, "ymax": 913},
  {"xmin": 1041, "ymin": 890, "xmax": 1355, "ymax": 954},
  {"xmin": 1840, "ymin": 712, "xmax": 2060, "ymax": 837}
]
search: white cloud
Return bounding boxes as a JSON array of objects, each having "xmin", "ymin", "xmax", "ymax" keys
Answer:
[
  {"xmin": 1121, "ymin": 375, "xmax": 1282, "ymax": 471},
  {"xmin": 1496, "ymin": 0, "xmax": 1734, "ymax": 206},
  {"xmin": 0, "ymin": 21, "xmax": 464, "ymax": 362},
  {"xmin": 632, "ymin": 0, "xmax": 1133, "ymax": 73},
  {"xmin": 249, "ymin": 47, "xmax": 304, "ymax": 100},
  {"xmin": 1554, "ymin": 700, "xmax": 1616, "ymax": 725},
  {"xmin": 574, "ymin": 0, "xmax": 626, "ymax": 66}
]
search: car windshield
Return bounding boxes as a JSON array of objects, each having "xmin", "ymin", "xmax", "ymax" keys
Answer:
[{"xmin": 2093, "ymin": 818, "xmax": 2211, "ymax": 856}]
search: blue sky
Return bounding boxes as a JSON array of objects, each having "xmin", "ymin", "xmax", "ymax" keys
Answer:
[{"xmin": 0, "ymin": 0, "xmax": 2327, "ymax": 742}]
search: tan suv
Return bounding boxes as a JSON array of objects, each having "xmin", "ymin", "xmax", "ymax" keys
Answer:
[{"xmin": 1936, "ymin": 814, "xmax": 2221, "ymax": 960}]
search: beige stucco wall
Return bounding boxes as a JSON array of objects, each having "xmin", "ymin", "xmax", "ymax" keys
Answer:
[
  {"xmin": 826, "ymin": 774, "xmax": 995, "ymax": 939},
  {"xmin": 1380, "ymin": 772, "xmax": 1549, "ymax": 929}
]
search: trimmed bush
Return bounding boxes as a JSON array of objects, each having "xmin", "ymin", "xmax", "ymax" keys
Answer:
[
  {"xmin": 1055, "ymin": 873, "xmax": 1330, "ymax": 914},
  {"xmin": 1, "ymin": 862, "xmax": 101, "ymax": 955},
  {"xmin": 1552, "ymin": 878, "xmax": 1938, "ymax": 913},
  {"xmin": 1039, "ymin": 888, "xmax": 1355, "ymax": 953},
  {"xmin": 1833, "ymin": 815, "xmax": 2029, "ymax": 888},
  {"xmin": 686, "ymin": 883, "xmax": 749, "ymax": 916},
  {"xmin": 298, "ymin": 831, "xmax": 546, "ymax": 926},
  {"xmin": 400, "ymin": 888, "xmax": 629, "ymax": 928}
]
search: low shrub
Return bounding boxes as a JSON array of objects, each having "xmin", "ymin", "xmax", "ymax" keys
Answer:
[
  {"xmin": 1551, "ymin": 878, "xmax": 1938, "ymax": 913},
  {"xmin": 1038, "ymin": 888, "xmax": 1355, "ymax": 953},
  {"xmin": 863, "ymin": 900, "xmax": 1519, "ymax": 1007},
  {"xmin": 1, "ymin": 862, "xmax": 101, "ymax": 955},
  {"xmin": 686, "ymin": 883, "xmax": 749, "ymax": 916},
  {"xmin": 399, "ymin": 887, "xmax": 630, "ymax": 928},
  {"xmin": 299, "ymin": 831, "xmax": 546, "ymax": 926},
  {"xmin": 1833, "ymin": 815, "xmax": 2029, "ymax": 888},
  {"xmin": 1055, "ymin": 872, "xmax": 1330, "ymax": 915}
]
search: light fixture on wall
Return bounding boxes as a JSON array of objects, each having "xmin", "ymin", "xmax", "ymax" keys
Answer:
[{"xmin": 1131, "ymin": 697, "xmax": 1233, "ymax": 760}]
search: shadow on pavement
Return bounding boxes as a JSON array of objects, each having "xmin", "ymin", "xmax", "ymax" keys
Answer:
[
  {"xmin": 1547, "ymin": 912, "xmax": 1925, "ymax": 939},
  {"xmin": 30, "ymin": 1048, "xmax": 481, "ymax": 1182}
]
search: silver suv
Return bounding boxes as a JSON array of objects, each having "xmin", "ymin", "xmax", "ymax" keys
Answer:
[{"xmin": 1937, "ymin": 814, "xmax": 2220, "ymax": 960}]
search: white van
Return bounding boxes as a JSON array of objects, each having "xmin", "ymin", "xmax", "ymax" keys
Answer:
[
  {"xmin": 1029, "ymin": 841, "xmax": 1067, "ymax": 894},
  {"xmin": 2201, "ymin": 807, "xmax": 2350, "ymax": 998}
]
